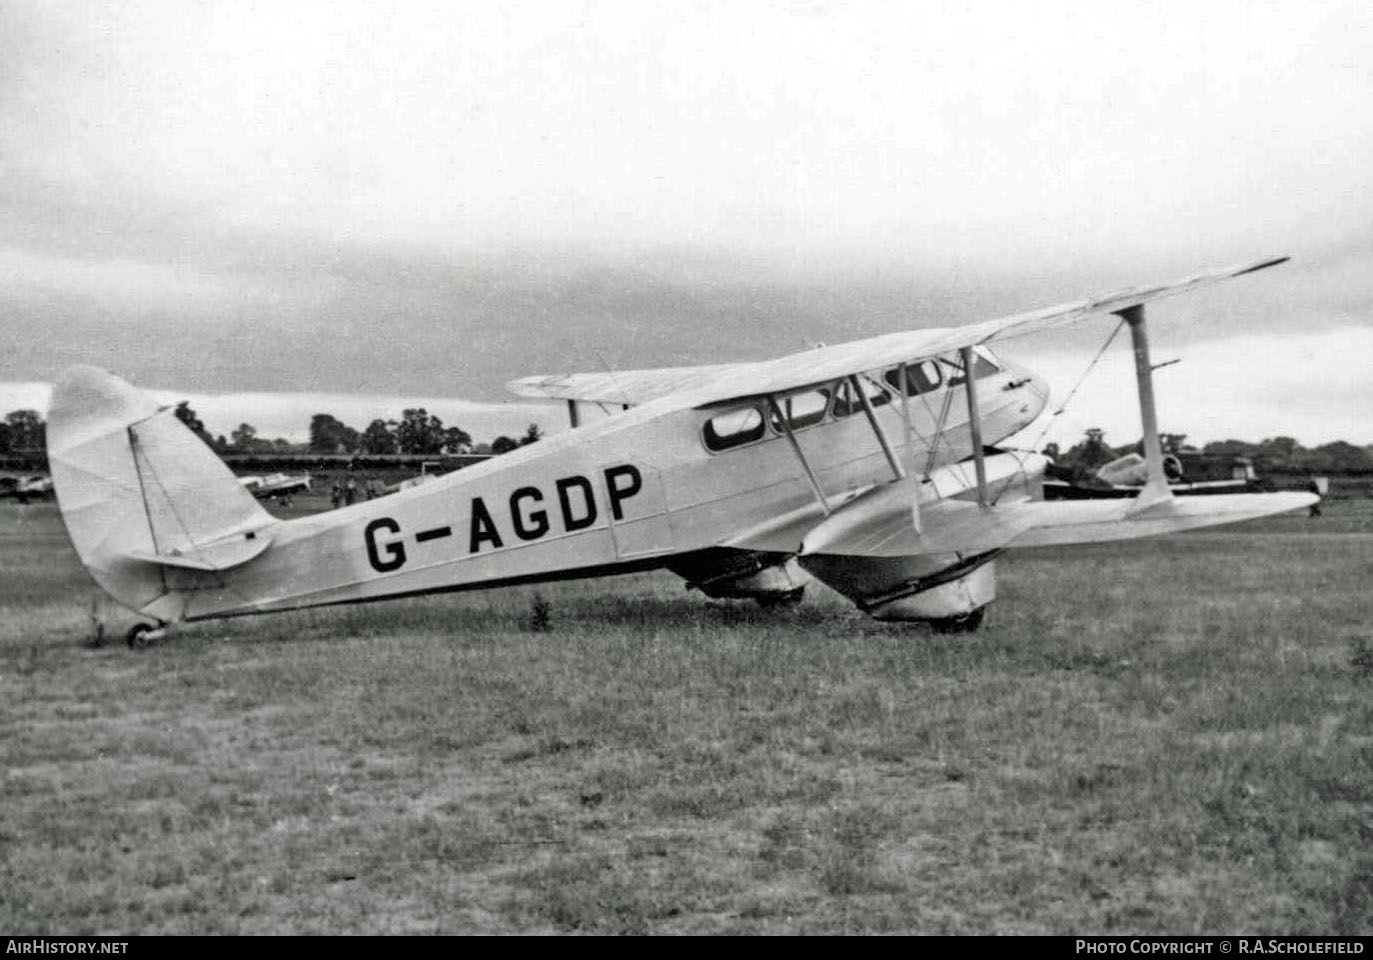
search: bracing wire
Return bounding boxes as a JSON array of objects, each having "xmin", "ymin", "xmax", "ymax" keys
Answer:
[
  {"xmin": 1026, "ymin": 317, "xmax": 1125, "ymax": 458},
  {"xmin": 988, "ymin": 318, "xmax": 1126, "ymax": 507}
]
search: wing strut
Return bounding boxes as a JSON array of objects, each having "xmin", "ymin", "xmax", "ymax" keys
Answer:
[
  {"xmin": 959, "ymin": 347, "xmax": 989, "ymax": 507},
  {"xmin": 897, "ymin": 362, "xmax": 914, "ymax": 456},
  {"xmin": 850, "ymin": 375, "xmax": 906, "ymax": 483},
  {"xmin": 1116, "ymin": 304, "xmax": 1173, "ymax": 508},
  {"xmin": 766, "ymin": 395, "xmax": 831, "ymax": 517},
  {"xmin": 923, "ymin": 385, "xmax": 956, "ymax": 479},
  {"xmin": 566, "ymin": 400, "xmax": 580, "ymax": 428}
]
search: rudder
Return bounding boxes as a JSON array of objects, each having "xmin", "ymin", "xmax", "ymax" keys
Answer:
[{"xmin": 48, "ymin": 366, "xmax": 275, "ymax": 622}]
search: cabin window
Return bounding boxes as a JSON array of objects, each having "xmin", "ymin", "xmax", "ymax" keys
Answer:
[
  {"xmin": 941, "ymin": 349, "xmax": 1001, "ymax": 385},
  {"xmin": 703, "ymin": 405, "xmax": 767, "ymax": 451},
  {"xmin": 884, "ymin": 359, "xmax": 944, "ymax": 396},
  {"xmin": 832, "ymin": 376, "xmax": 893, "ymax": 418},
  {"xmin": 768, "ymin": 387, "xmax": 832, "ymax": 433}
]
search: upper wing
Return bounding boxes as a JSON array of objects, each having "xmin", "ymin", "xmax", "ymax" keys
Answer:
[
  {"xmin": 506, "ymin": 256, "xmax": 1286, "ymax": 409},
  {"xmin": 506, "ymin": 363, "xmax": 740, "ymax": 405},
  {"xmin": 691, "ymin": 256, "xmax": 1287, "ymax": 406}
]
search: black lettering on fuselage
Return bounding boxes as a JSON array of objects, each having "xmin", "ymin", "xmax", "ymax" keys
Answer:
[
  {"xmin": 365, "ymin": 517, "xmax": 406, "ymax": 572},
  {"xmin": 469, "ymin": 497, "xmax": 505, "ymax": 552},
  {"xmin": 603, "ymin": 464, "xmax": 643, "ymax": 521},
  {"xmin": 556, "ymin": 476, "xmax": 597, "ymax": 531},
  {"xmin": 509, "ymin": 486, "xmax": 549, "ymax": 541},
  {"xmin": 383, "ymin": 465, "xmax": 644, "ymax": 564}
]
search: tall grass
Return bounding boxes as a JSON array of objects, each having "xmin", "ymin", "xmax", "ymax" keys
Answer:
[{"xmin": 1, "ymin": 501, "xmax": 1369, "ymax": 933}]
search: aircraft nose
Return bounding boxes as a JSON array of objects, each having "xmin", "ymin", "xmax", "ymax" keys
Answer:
[{"xmin": 1008, "ymin": 364, "xmax": 1051, "ymax": 421}]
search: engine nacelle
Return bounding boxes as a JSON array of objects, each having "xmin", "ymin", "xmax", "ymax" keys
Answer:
[
  {"xmin": 800, "ymin": 550, "xmax": 998, "ymax": 629},
  {"xmin": 668, "ymin": 549, "xmax": 811, "ymax": 604}
]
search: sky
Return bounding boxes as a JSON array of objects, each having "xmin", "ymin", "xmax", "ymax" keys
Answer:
[{"xmin": 2, "ymin": 0, "xmax": 1370, "ymax": 448}]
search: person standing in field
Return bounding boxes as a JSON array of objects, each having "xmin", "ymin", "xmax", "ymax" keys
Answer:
[
  {"xmin": 344, "ymin": 478, "xmax": 357, "ymax": 506},
  {"xmin": 331, "ymin": 481, "xmax": 343, "ymax": 510}
]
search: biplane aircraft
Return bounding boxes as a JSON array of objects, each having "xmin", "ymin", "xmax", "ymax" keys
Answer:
[{"xmin": 48, "ymin": 257, "xmax": 1314, "ymax": 646}]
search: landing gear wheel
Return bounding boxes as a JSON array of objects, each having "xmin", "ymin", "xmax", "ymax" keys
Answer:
[
  {"xmin": 126, "ymin": 622, "xmax": 166, "ymax": 650},
  {"xmin": 756, "ymin": 586, "xmax": 806, "ymax": 609},
  {"xmin": 927, "ymin": 607, "xmax": 987, "ymax": 634}
]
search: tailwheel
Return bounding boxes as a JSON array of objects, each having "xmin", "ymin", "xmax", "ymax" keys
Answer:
[
  {"xmin": 755, "ymin": 586, "xmax": 806, "ymax": 609},
  {"xmin": 126, "ymin": 622, "xmax": 168, "ymax": 650},
  {"xmin": 926, "ymin": 606, "xmax": 987, "ymax": 634}
]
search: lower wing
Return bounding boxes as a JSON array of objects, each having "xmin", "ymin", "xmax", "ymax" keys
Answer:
[{"xmin": 789, "ymin": 478, "xmax": 1314, "ymax": 559}]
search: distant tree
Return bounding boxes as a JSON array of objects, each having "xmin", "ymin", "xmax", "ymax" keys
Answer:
[
  {"xmin": 1058, "ymin": 427, "xmax": 1118, "ymax": 478},
  {"xmin": 4, "ymin": 409, "xmax": 45, "ymax": 451},
  {"xmin": 1202, "ymin": 436, "xmax": 1314, "ymax": 473},
  {"xmin": 271, "ymin": 437, "xmax": 294, "ymax": 451},
  {"xmin": 1262, "ymin": 436, "xmax": 1301, "ymax": 461},
  {"xmin": 0, "ymin": 420, "xmax": 13, "ymax": 453},
  {"xmin": 309, "ymin": 414, "xmax": 360, "ymax": 453},
  {"xmin": 231, "ymin": 423, "xmax": 260, "ymax": 451},
  {"xmin": 1293, "ymin": 441, "xmax": 1372, "ymax": 473},
  {"xmin": 1161, "ymin": 433, "xmax": 1188, "ymax": 455},
  {"xmin": 519, "ymin": 423, "xmax": 543, "ymax": 446},
  {"xmin": 1201, "ymin": 439, "xmax": 1254, "ymax": 457},
  {"xmin": 360, "ymin": 419, "xmax": 397, "ymax": 455},
  {"xmin": 442, "ymin": 425, "xmax": 473, "ymax": 454},
  {"xmin": 173, "ymin": 401, "xmax": 215, "ymax": 449},
  {"xmin": 395, "ymin": 408, "xmax": 448, "ymax": 455},
  {"xmin": 491, "ymin": 435, "xmax": 519, "ymax": 454}
]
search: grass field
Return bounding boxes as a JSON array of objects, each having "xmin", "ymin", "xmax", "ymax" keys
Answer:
[{"xmin": 1, "ymin": 499, "xmax": 1369, "ymax": 934}]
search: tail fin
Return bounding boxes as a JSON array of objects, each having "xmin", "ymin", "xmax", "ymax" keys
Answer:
[{"xmin": 48, "ymin": 366, "xmax": 275, "ymax": 621}]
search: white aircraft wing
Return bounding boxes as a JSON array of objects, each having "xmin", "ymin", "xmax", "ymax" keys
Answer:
[
  {"xmin": 506, "ymin": 363, "xmax": 740, "ymax": 405},
  {"xmin": 505, "ymin": 256, "xmax": 1286, "ymax": 410},
  {"xmin": 688, "ymin": 256, "xmax": 1287, "ymax": 406},
  {"xmin": 796, "ymin": 485, "xmax": 1316, "ymax": 559}
]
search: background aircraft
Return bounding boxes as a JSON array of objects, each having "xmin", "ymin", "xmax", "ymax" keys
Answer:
[
  {"xmin": 0, "ymin": 474, "xmax": 54, "ymax": 503},
  {"xmin": 46, "ymin": 258, "xmax": 1313, "ymax": 646},
  {"xmin": 237, "ymin": 472, "xmax": 312, "ymax": 499},
  {"xmin": 1043, "ymin": 450, "xmax": 1274, "ymax": 500}
]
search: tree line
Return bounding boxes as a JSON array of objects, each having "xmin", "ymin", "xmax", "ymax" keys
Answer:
[
  {"xmin": 0, "ymin": 404, "xmax": 542, "ymax": 457},
  {"xmin": 1045, "ymin": 429, "xmax": 1373, "ymax": 477},
  {"xmin": 5, "ymin": 404, "xmax": 1369, "ymax": 473}
]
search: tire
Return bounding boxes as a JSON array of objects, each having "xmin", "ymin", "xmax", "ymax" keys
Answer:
[
  {"xmin": 126, "ymin": 623, "xmax": 154, "ymax": 650},
  {"xmin": 927, "ymin": 607, "xmax": 987, "ymax": 634},
  {"xmin": 755, "ymin": 587, "xmax": 806, "ymax": 609}
]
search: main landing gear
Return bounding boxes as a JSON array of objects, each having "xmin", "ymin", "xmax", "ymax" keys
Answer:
[
  {"xmin": 925, "ymin": 606, "xmax": 987, "ymax": 634},
  {"xmin": 755, "ymin": 586, "xmax": 806, "ymax": 609},
  {"xmin": 125, "ymin": 621, "xmax": 168, "ymax": 650}
]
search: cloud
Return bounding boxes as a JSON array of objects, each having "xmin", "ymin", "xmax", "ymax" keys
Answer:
[
  {"xmin": 0, "ymin": 1, "xmax": 1369, "ymax": 446},
  {"xmin": 1006, "ymin": 325, "xmax": 1373, "ymax": 448},
  {"xmin": 4, "ymin": 1, "xmax": 1371, "ymax": 261},
  {"xmin": 0, "ymin": 246, "xmax": 240, "ymax": 313}
]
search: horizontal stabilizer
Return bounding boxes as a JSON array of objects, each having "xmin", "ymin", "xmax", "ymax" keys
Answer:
[{"xmin": 123, "ymin": 532, "xmax": 273, "ymax": 571}]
